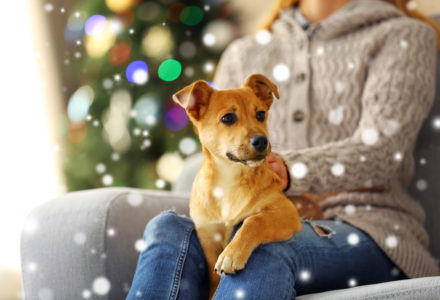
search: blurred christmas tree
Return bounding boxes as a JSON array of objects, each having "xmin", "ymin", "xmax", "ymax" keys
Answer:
[{"xmin": 60, "ymin": 0, "xmax": 237, "ymax": 191}]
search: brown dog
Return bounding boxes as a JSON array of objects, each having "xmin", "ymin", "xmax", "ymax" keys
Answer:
[{"xmin": 173, "ymin": 74, "xmax": 302, "ymax": 297}]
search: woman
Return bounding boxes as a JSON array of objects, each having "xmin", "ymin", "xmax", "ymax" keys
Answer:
[{"xmin": 127, "ymin": 0, "xmax": 440, "ymax": 298}]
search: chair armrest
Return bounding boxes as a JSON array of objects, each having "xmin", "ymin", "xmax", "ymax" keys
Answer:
[{"xmin": 20, "ymin": 187, "xmax": 189, "ymax": 299}]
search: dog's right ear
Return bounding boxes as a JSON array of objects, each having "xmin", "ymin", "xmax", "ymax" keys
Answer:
[{"xmin": 172, "ymin": 80, "xmax": 213, "ymax": 121}]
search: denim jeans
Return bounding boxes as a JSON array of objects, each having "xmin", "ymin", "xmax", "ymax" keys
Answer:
[{"xmin": 127, "ymin": 210, "xmax": 406, "ymax": 300}]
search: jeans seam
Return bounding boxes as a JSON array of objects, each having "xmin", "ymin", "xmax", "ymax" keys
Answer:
[{"xmin": 168, "ymin": 215, "xmax": 194, "ymax": 300}]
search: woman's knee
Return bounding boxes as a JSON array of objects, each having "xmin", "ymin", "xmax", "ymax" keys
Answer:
[{"xmin": 143, "ymin": 210, "xmax": 194, "ymax": 244}]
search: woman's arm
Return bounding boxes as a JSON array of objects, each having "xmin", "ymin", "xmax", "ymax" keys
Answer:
[{"xmin": 280, "ymin": 20, "xmax": 438, "ymax": 197}]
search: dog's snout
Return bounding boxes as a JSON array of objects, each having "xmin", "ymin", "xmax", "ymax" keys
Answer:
[{"xmin": 250, "ymin": 136, "xmax": 268, "ymax": 152}]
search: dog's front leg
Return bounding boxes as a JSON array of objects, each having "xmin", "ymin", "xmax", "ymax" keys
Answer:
[
  {"xmin": 215, "ymin": 199, "xmax": 301, "ymax": 275},
  {"xmin": 195, "ymin": 223, "xmax": 226, "ymax": 299}
]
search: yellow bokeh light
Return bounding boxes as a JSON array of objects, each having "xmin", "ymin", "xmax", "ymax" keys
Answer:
[
  {"xmin": 85, "ymin": 22, "xmax": 116, "ymax": 58},
  {"xmin": 142, "ymin": 26, "xmax": 175, "ymax": 59},
  {"xmin": 105, "ymin": 0, "xmax": 135, "ymax": 12}
]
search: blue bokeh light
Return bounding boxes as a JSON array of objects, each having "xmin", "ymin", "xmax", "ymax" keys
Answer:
[
  {"xmin": 84, "ymin": 15, "xmax": 106, "ymax": 36},
  {"xmin": 126, "ymin": 61, "xmax": 149, "ymax": 85},
  {"xmin": 67, "ymin": 86, "xmax": 94, "ymax": 122}
]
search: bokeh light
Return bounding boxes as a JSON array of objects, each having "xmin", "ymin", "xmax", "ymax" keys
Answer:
[
  {"xmin": 202, "ymin": 20, "xmax": 234, "ymax": 51},
  {"xmin": 109, "ymin": 42, "xmax": 131, "ymax": 66},
  {"xmin": 156, "ymin": 152, "xmax": 184, "ymax": 182},
  {"xmin": 133, "ymin": 95, "xmax": 160, "ymax": 126},
  {"xmin": 167, "ymin": 3, "xmax": 187, "ymax": 22},
  {"xmin": 115, "ymin": 10, "xmax": 135, "ymax": 28},
  {"xmin": 126, "ymin": 60, "xmax": 149, "ymax": 85},
  {"xmin": 142, "ymin": 26, "xmax": 174, "ymax": 59},
  {"xmin": 106, "ymin": 0, "xmax": 135, "ymax": 12},
  {"xmin": 180, "ymin": 5, "xmax": 204, "ymax": 26},
  {"xmin": 67, "ymin": 85, "xmax": 94, "ymax": 122},
  {"xmin": 137, "ymin": 2, "xmax": 161, "ymax": 22},
  {"xmin": 84, "ymin": 22, "xmax": 116, "ymax": 58},
  {"xmin": 65, "ymin": 13, "xmax": 85, "ymax": 44},
  {"xmin": 179, "ymin": 41, "xmax": 197, "ymax": 58},
  {"xmin": 165, "ymin": 107, "xmax": 188, "ymax": 131},
  {"xmin": 158, "ymin": 59, "xmax": 182, "ymax": 81},
  {"xmin": 85, "ymin": 15, "xmax": 106, "ymax": 36}
]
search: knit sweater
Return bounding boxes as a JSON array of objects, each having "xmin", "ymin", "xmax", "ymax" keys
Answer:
[{"xmin": 213, "ymin": 0, "xmax": 439, "ymax": 278}]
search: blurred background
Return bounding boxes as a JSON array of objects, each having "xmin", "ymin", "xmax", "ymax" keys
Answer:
[{"xmin": 0, "ymin": 0, "xmax": 439, "ymax": 299}]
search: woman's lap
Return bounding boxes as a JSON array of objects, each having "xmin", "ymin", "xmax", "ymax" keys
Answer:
[{"xmin": 127, "ymin": 211, "xmax": 406, "ymax": 300}]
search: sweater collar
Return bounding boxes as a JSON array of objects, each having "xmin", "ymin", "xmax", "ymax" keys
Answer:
[{"xmin": 279, "ymin": 0, "xmax": 404, "ymax": 39}]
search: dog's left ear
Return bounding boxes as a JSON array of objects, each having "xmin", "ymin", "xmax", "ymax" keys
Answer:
[
  {"xmin": 173, "ymin": 80, "xmax": 213, "ymax": 121},
  {"xmin": 244, "ymin": 74, "xmax": 280, "ymax": 106}
]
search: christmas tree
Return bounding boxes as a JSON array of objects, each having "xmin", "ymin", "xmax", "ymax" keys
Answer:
[{"xmin": 60, "ymin": 0, "xmax": 237, "ymax": 191}]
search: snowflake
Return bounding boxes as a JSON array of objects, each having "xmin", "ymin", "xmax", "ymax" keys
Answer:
[
  {"xmin": 359, "ymin": 155, "xmax": 366, "ymax": 162},
  {"xmin": 316, "ymin": 46, "xmax": 325, "ymax": 56},
  {"xmin": 82, "ymin": 289, "xmax": 91, "ymax": 299},
  {"xmin": 93, "ymin": 120, "xmax": 100, "ymax": 127},
  {"xmin": 203, "ymin": 62, "xmax": 215, "ymax": 73},
  {"xmin": 391, "ymin": 267, "xmax": 400, "ymax": 276},
  {"xmin": 328, "ymin": 106, "xmax": 345, "ymax": 125},
  {"xmin": 27, "ymin": 262, "xmax": 38, "ymax": 272},
  {"xmin": 127, "ymin": 192, "xmax": 143, "ymax": 206},
  {"xmin": 361, "ymin": 128, "xmax": 379, "ymax": 145},
  {"xmin": 331, "ymin": 163, "xmax": 345, "ymax": 176},
  {"xmin": 92, "ymin": 276, "xmax": 111, "ymax": 295},
  {"xmin": 381, "ymin": 119, "xmax": 400, "ymax": 137},
  {"xmin": 102, "ymin": 78, "xmax": 113, "ymax": 89},
  {"xmin": 419, "ymin": 158, "xmax": 426, "ymax": 165},
  {"xmin": 44, "ymin": 3, "xmax": 54, "ymax": 12},
  {"xmin": 204, "ymin": 5, "xmax": 211, "ymax": 11},
  {"xmin": 432, "ymin": 117, "xmax": 440, "ymax": 130},
  {"xmin": 73, "ymin": 232, "xmax": 87, "ymax": 245},
  {"xmin": 394, "ymin": 152, "xmax": 403, "ymax": 161},
  {"xmin": 132, "ymin": 69, "xmax": 148, "ymax": 85},
  {"xmin": 102, "ymin": 174, "xmax": 114, "ymax": 186},
  {"xmin": 255, "ymin": 30, "xmax": 272, "ymax": 45},
  {"xmin": 214, "ymin": 233, "xmax": 222, "ymax": 242},
  {"xmin": 348, "ymin": 278, "xmax": 358, "ymax": 287},
  {"xmin": 290, "ymin": 162, "xmax": 307, "ymax": 179},
  {"xmin": 393, "ymin": 224, "xmax": 400, "ymax": 231},
  {"xmin": 202, "ymin": 33, "xmax": 216, "ymax": 47},
  {"xmin": 385, "ymin": 235, "xmax": 398, "ymax": 248},
  {"xmin": 235, "ymin": 288, "xmax": 246, "ymax": 299},
  {"xmin": 129, "ymin": 28, "xmax": 135, "ymax": 34},
  {"xmin": 400, "ymin": 40, "xmax": 408, "ymax": 49},
  {"xmin": 107, "ymin": 228, "xmax": 116, "ymax": 237},
  {"xmin": 273, "ymin": 64, "xmax": 290, "ymax": 82},
  {"xmin": 179, "ymin": 137, "xmax": 197, "ymax": 155},
  {"xmin": 135, "ymin": 290, "xmax": 142, "ymax": 297},
  {"xmin": 347, "ymin": 233, "xmax": 360, "ymax": 246},
  {"xmin": 213, "ymin": 187, "xmax": 224, "ymax": 198},
  {"xmin": 299, "ymin": 270, "xmax": 311, "ymax": 282},
  {"xmin": 135, "ymin": 239, "xmax": 148, "ymax": 252},
  {"xmin": 156, "ymin": 179, "xmax": 166, "ymax": 189},
  {"xmin": 344, "ymin": 204, "xmax": 356, "ymax": 215},
  {"xmin": 347, "ymin": 61, "xmax": 355, "ymax": 70},
  {"xmin": 416, "ymin": 179, "xmax": 428, "ymax": 191},
  {"xmin": 96, "ymin": 163, "xmax": 106, "ymax": 174}
]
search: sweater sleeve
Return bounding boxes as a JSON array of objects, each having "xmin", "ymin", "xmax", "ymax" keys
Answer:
[
  {"xmin": 279, "ymin": 20, "xmax": 438, "ymax": 196},
  {"xmin": 213, "ymin": 40, "xmax": 244, "ymax": 90}
]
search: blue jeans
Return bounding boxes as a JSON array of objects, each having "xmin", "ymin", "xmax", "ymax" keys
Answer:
[{"xmin": 127, "ymin": 211, "xmax": 406, "ymax": 299}]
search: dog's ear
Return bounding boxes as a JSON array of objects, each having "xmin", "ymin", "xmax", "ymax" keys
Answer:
[
  {"xmin": 173, "ymin": 80, "xmax": 213, "ymax": 121},
  {"xmin": 244, "ymin": 74, "xmax": 279, "ymax": 106}
]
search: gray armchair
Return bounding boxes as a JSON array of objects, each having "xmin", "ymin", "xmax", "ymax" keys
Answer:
[{"xmin": 21, "ymin": 20, "xmax": 440, "ymax": 300}]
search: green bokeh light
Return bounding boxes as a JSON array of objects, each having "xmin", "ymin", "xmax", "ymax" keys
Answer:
[
  {"xmin": 158, "ymin": 59, "xmax": 182, "ymax": 81},
  {"xmin": 179, "ymin": 6, "xmax": 204, "ymax": 26}
]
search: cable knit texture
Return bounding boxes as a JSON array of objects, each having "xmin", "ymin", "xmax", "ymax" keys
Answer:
[{"xmin": 213, "ymin": 0, "xmax": 439, "ymax": 278}]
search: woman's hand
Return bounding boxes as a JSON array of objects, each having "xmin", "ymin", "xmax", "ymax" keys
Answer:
[{"xmin": 267, "ymin": 152, "xmax": 290, "ymax": 191}]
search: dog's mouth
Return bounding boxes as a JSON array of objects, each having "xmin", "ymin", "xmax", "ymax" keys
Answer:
[{"xmin": 226, "ymin": 152, "xmax": 266, "ymax": 167}]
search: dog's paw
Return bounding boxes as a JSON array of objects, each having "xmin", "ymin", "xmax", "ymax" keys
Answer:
[{"xmin": 214, "ymin": 245, "xmax": 251, "ymax": 276}]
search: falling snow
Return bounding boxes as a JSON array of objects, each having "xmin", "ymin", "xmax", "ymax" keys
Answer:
[
  {"xmin": 291, "ymin": 162, "xmax": 308, "ymax": 179},
  {"xmin": 273, "ymin": 64, "xmax": 290, "ymax": 82},
  {"xmin": 344, "ymin": 204, "xmax": 356, "ymax": 215},
  {"xmin": 348, "ymin": 278, "xmax": 358, "ymax": 287},
  {"xmin": 255, "ymin": 29, "xmax": 272, "ymax": 45},
  {"xmin": 135, "ymin": 239, "xmax": 148, "ymax": 252},
  {"xmin": 92, "ymin": 276, "xmax": 111, "ymax": 295},
  {"xmin": 385, "ymin": 235, "xmax": 398, "ymax": 248},
  {"xmin": 299, "ymin": 270, "xmax": 311, "ymax": 282},
  {"xmin": 127, "ymin": 192, "xmax": 143, "ymax": 206},
  {"xmin": 38, "ymin": 288, "xmax": 54, "ymax": 300},
  {"xmin": 361, "ymin": 128, "xmax": 379, "ymax": 145},
  {"xmin": 347, "ymin": 233, "xmax": 360, "ymax": 245},
  {"xmin": 96, "ymin": 163, "xmax": 106, "ymax": 174},
  {"xmin": 82, "ymin": 289, "xmax": 92, "ymax": 299},
  {"xmin": 331, "ymin": 163, "xmax": 345, "ymax": 176},
  {"xmin": 213, "ymin": 187, "xmax": 224, "ymax": 198},
  {"xmin": 156, "ymin": 179, "xmax": 166, "ymax": 189},
  {"xmin": 235, "ymin": 288, "xmax": 246, "ymax": 299},
  {"xmin": 73, "ymin": 232, "xmax": 87, "ymax": 245},
  {"xmin": 328, "ymin": 106, "xmax": 345, "ymax": 125},
  {"xmin": 416, "ymin": 179, "xmax": 428, "ymax": 191}
]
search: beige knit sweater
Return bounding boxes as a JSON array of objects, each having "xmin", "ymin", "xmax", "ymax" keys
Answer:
[{"xmin": 213, "ymin": 0, "xmax": 439, "ymax": 278}]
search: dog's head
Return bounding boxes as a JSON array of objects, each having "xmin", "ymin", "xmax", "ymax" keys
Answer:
[{"xmin": 173, "ymin": 74, "xmax": 279, "ymax": 167}]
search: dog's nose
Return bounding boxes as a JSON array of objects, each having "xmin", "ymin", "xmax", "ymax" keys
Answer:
[{"xmin": 250, "ymin": 136, "xmax": 268, "ymax": 152}]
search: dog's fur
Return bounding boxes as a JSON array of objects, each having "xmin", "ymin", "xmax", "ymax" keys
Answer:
[{"xmin": 173, "ymin": 74, "xmax": 302, "ymax": 297}]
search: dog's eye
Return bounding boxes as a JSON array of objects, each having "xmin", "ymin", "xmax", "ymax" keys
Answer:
[
  {"xmin": 220, "ymin": 113, "xmax": 237, "ymax": 125},
  {"xmin": 256, "ymin": 111, "xmax": 266, "ymax": 122}
]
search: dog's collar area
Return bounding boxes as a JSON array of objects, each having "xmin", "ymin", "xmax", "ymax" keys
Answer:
[{"xmin": 226, "ymin": 152, "xmax": 266, "ymax": 166}]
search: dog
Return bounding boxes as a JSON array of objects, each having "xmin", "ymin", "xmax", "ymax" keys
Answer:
[{"xmin": 173, "ymin": 74, "xmax": 302, "ymax": 297}]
